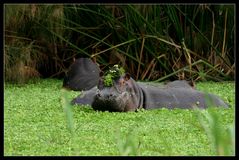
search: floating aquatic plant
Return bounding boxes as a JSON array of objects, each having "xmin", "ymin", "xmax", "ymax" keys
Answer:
[{"xmin": 104, "ymin": 65, "xmax": 125, "ymax": 87}]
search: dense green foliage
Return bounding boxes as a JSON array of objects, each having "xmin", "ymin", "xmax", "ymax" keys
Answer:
[
  {"xmin": 4, "ymin": 79, "xmax": 235, "ymax": 156},
  {"xmin": 103, "ymin": 65, "xmax": 125, "ymax": 87},
  {"xmin": 4, "ymin": 4, "xmax": 235, "ymax": 83}
]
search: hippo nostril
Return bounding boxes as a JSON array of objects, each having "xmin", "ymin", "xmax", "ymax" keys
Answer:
[
  {"xmin": 97, "ymin": 93, "xmax": 102, "ymax": 97},
  {"xmin": 105, "ymin": 93, "xmax": 114, "ymax": 99}
]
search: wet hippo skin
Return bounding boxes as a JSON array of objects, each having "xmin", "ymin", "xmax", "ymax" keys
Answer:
[{"xmin": 71, "ymin": 73, "xmax": 229, "ymax": 112}]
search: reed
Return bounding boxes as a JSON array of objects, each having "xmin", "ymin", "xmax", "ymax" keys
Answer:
[{"xmin": 4, "ymin": 4, "xmax": 235, "ymax": 83}]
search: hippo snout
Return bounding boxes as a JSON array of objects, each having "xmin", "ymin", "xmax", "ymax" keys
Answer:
[
  {"xmin": 92, "ymin": 89, "xmax": 131, "ymax": 112},
  {"xmin": 96, "ymin": 91, "xmax": 118, "ymax": 100}
]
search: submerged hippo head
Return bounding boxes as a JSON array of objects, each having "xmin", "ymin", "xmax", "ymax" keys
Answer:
[{"xmin": 92, "ymin": 73, "xmax": 143, "ymax": 112}]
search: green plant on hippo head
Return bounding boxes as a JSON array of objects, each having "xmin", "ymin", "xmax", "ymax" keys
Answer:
[{"xmin": 103, "ymin": 65, "xmax": 125, "ymax": 87}]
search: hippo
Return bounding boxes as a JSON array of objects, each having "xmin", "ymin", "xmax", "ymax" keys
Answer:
[
  {"xmin": 63, "ymin": 58, "xmax": 100, "ymax": 91},
  {"xmin": 165, "ymin": 80, "xmax": 195, "ymax": 89},
  {"xmin": 71, "ymin": 73, "xmax": 229, "ymax": 112}
]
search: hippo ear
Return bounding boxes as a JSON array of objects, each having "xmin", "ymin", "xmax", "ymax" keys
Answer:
[
  {"xmin": 124, "ymin": 73, "xmax": 131, "ymax": 81},
  {"xmin": 188, "ymin": 80, "xmax": 196, "ymax": 89},
  {"xmin": 98, "ymin": 77, "xmax": 104, "ymax": 89},
  {"xmin": 99, "ymin": 71, "xmax": 104, "ymax": 77}
]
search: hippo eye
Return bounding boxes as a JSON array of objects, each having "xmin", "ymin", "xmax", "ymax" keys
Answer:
[{"xmin": 96, "ymin": 89, "xmax": 100, "ymax": 93}]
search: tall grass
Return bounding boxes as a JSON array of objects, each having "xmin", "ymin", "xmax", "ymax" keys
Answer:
[
  {"xmin": 116, "ymin": 129, "xmax": 140, "ymax": 156},
  {"xmin": 194, "ymin": 107, "xmax": 235, "ymax": 155},
  {"xmin": 4, "ymin": 4, "xmax": 235, "ymax": 83}
]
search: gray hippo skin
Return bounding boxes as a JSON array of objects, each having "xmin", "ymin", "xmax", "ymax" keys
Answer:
[
  {"xmin": 63, "ymin": 58, "xmax": 100, "ymax": 91},
  {"xmin": 165, "ymin": 80, "xmax": 195, "ymax": 89},
  {"xmin": 71, "ymin": 73, "xmax": 229, "ymax": 112}
]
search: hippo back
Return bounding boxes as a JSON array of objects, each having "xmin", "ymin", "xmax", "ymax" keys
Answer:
[
  {"xmin": 63, "ymin": 58, "xmax": 100, "ymax": 91},
  {"xmin": 165, "ymin": 80, "xmax": 195, "ymax": 89},
  {"xmin": 138, "ymin": 83, "xmax": 228, "ymax": 109}
]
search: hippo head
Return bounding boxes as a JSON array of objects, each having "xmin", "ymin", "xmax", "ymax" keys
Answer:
[{"xmin": 92, "ymin": 73, "xmax": 142, "ymax": 112}]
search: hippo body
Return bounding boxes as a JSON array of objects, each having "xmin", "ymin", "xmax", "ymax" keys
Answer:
[
  {"xmin": 139, "ymin": 83, "xmax": 227, "ymax": 109},
  {"xmin": 71, "ymin": 73, "xmax": 228, "ymax": 112},
  {"xmin": 72, "ymin": 86, "xmax": 98, "ymax": 105},
  {"xmin": 63, "ymin": 58, "xmax": 100, "ymax": 91},
  {"xmin": 164, "ymin": 80, "xmax": 195, "ymax": 89}
]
